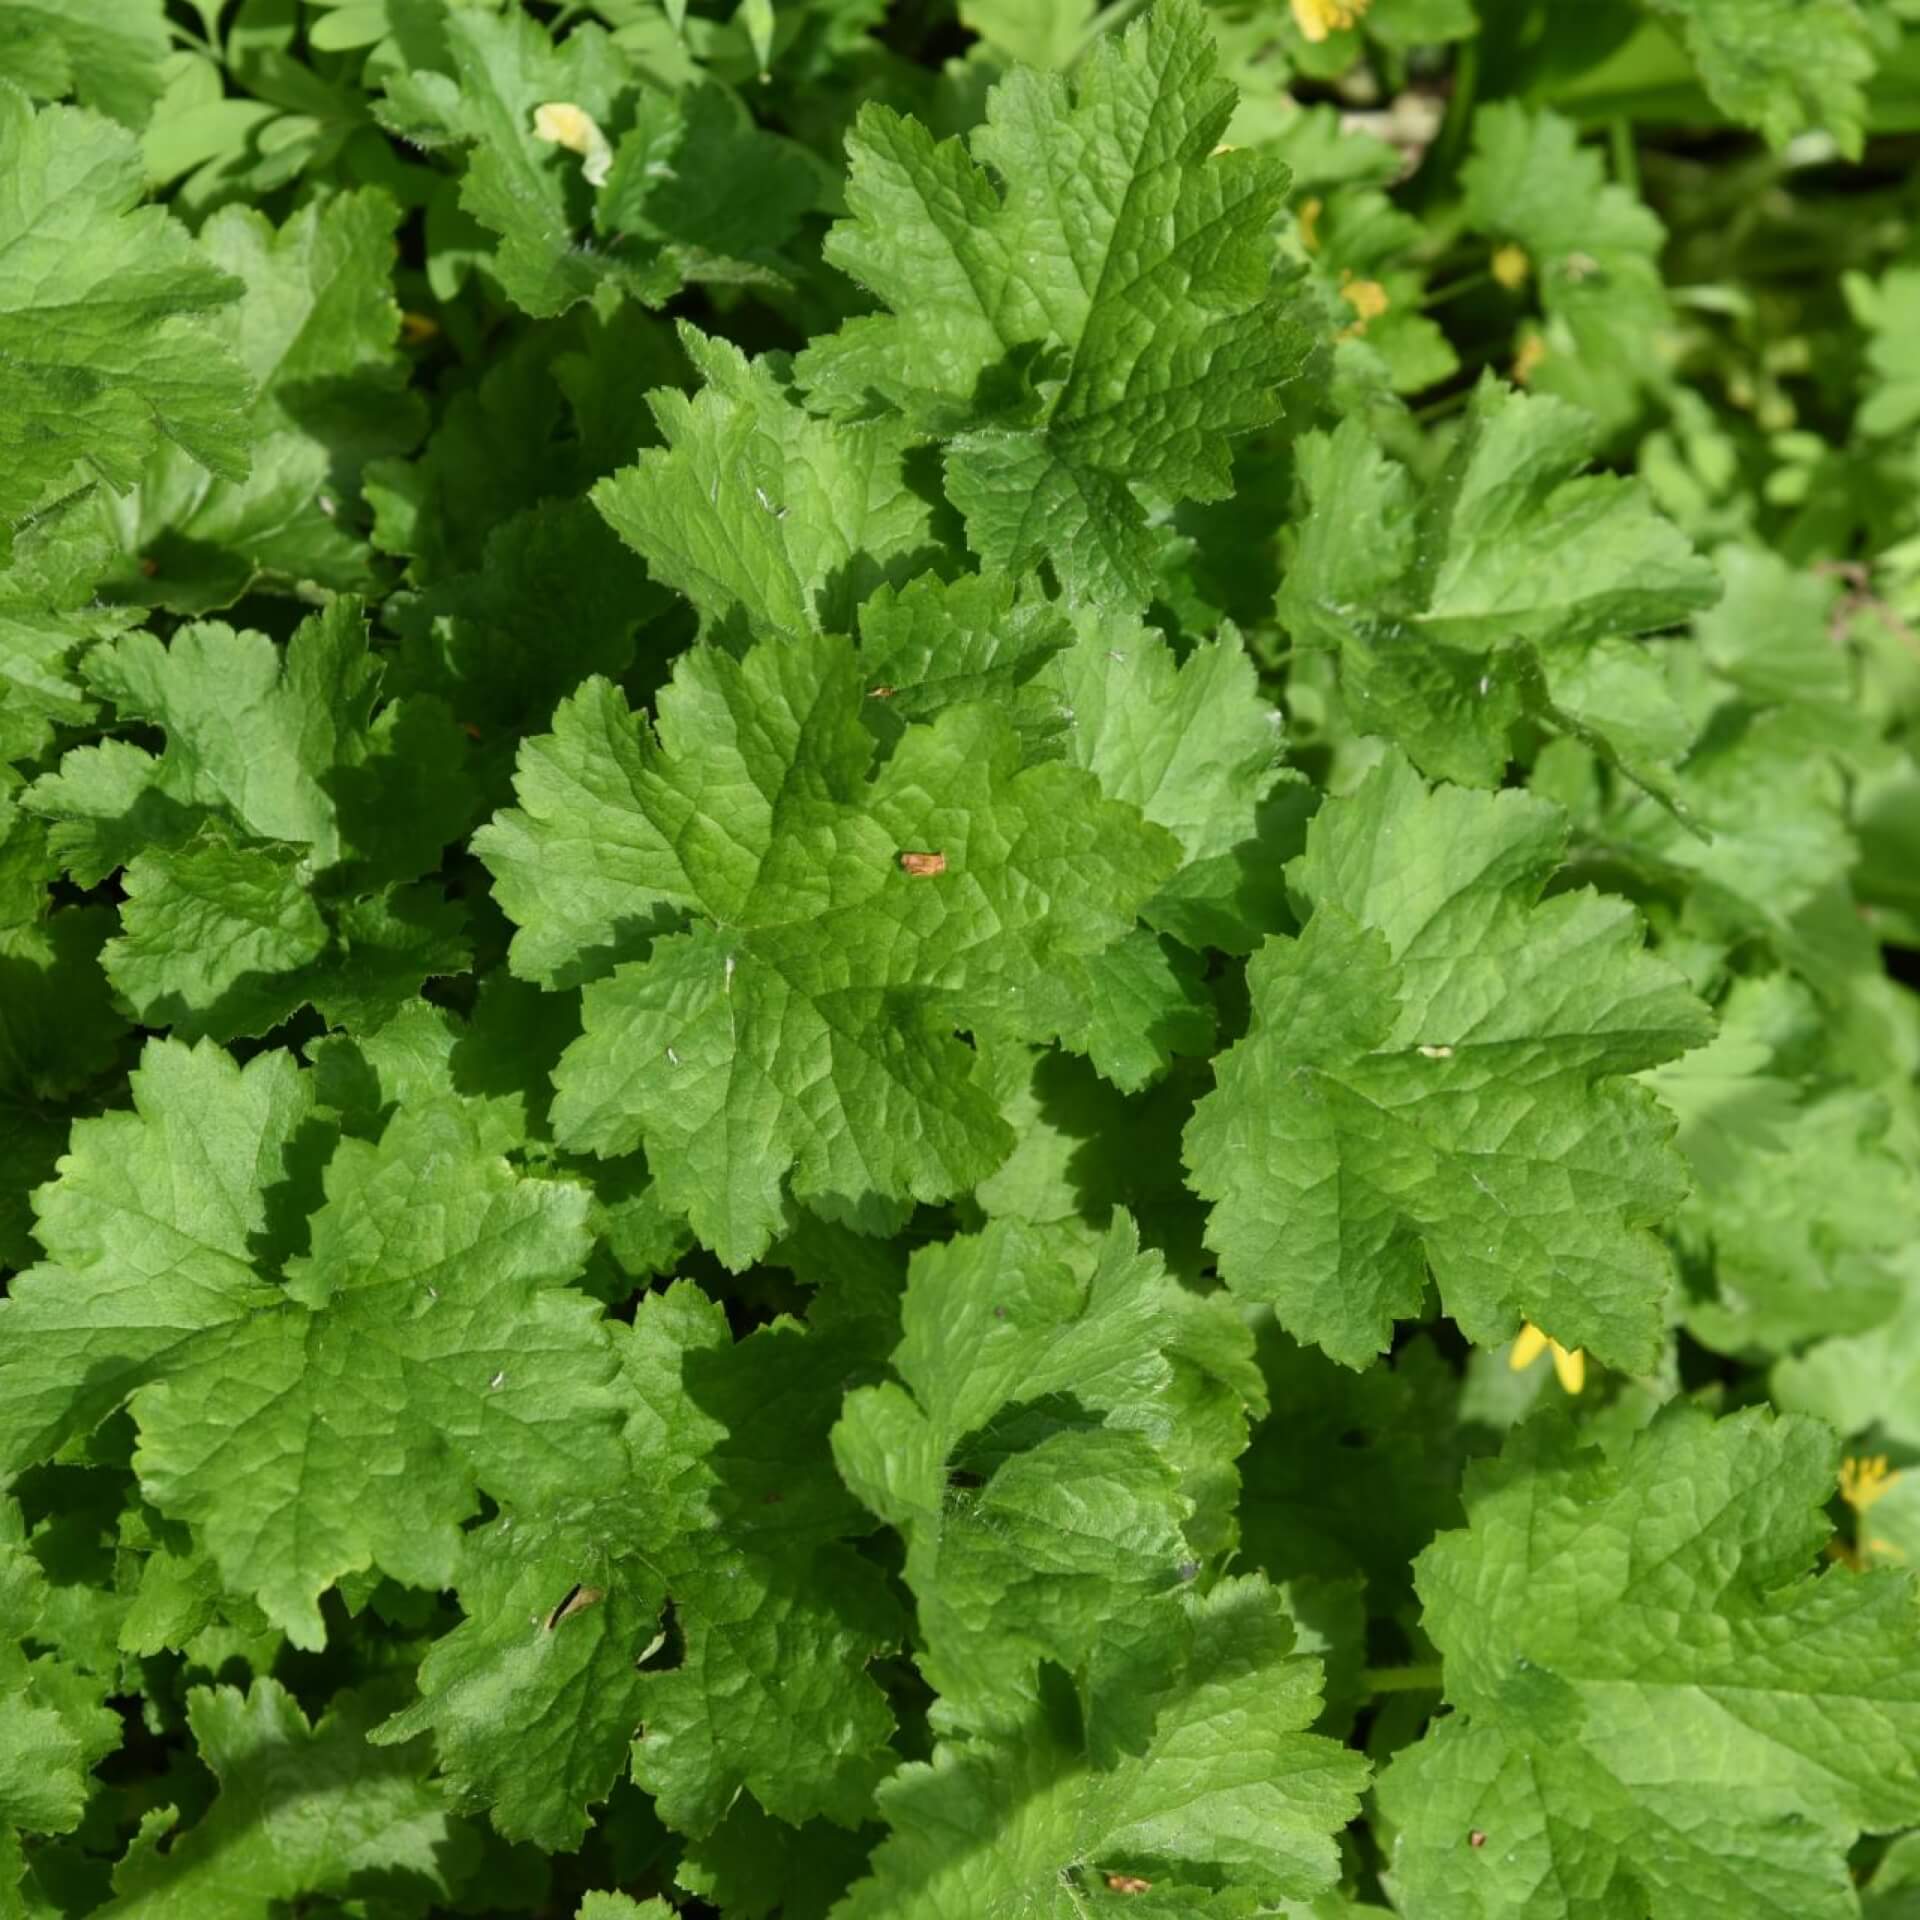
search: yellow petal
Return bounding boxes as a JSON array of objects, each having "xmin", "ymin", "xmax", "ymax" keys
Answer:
[
  {"xmin": 1342, "ymin": 276, "xmax": 1390, "ymax": 324},
  {"xmin": 1512, "ymin": 332, "xmax": 1548, "ymax": 385},
  {"xmin": 532, "ymin": 101, "xmax": 613, "ymax": 188},
  {"xmin": 1290, "ymin": 0, "xmax": 1369, "ymax": 41},
  {"xmin": 1841, "ymin": 1454, "xmax": 1900, "ymax": 1512},
  {"xmin": 1549, "ymin": 1342, "xmax": 1586, "ymax": 1395},
  {"xmin": 1298, "ymin": 196, "xmax": 1324, "ymax": 255},
  {"xmin": 1491, "ymin": 243, "xmax": 1531, "ymax": 290},
  {"xmin": 1510, "ymin": 1323, "xmax": 1549, "ymax": 1371},
  {"xmin": 1337, "ymin": 271, "xmax": 1390, "ymax": 340}
]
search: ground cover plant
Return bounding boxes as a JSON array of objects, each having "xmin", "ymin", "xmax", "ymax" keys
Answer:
[{"xmin": 3, "ymin": 0, "xmax": 1920, "ymax": 1914}]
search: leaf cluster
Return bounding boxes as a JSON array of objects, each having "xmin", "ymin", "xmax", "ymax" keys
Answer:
[{"xmin": 3, "ymin": 2, "xmax": 1920, "ymax": 1917}]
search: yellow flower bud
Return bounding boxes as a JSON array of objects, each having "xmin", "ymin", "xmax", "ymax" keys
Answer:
[
  {"xmin": 1840, "ymin": 1454, "xmax": 1900, "ymax": 1513},
  {"xmin": 1491, "ymin": 244, "xmax": 1531, "ymax": 290},
  {"xmin": 532, "ymin": 101, "xmax": 614, "ymax": 188},
  {"xmin": 1512, "ymin": 332, "xmax": 1549, "ymax": 385},
  {"xmin": 1510, "ymin": 1321, "xmax": 1585, "ymax": 1394},
  {"xmin": 1336, "ymin": 272, "xmax": 1389, "ymax": 338},
  {"xmin": 1291, "ymin": 0, "xmax": 1371, "ymax": 43}
]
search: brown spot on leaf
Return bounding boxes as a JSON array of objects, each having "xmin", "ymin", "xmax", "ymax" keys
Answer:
[
  {"xmin": 1106, "ymin": 1875, "xmax": 1152, "ymax": 1894},
  {"xmin": 544, "ymin": 1583, "xmax": 604, "ymax": 1631},
  {"xmin": 868, "ymin": 684, "xmax": 896, "ymax": 699},
  {"xmin": 899, "ymin": 851, "xmax": 947, "ymax": 877},
  {"xmin": 1469, "ymin": 1830, "xmax": 1487, "ymax": 1849}
]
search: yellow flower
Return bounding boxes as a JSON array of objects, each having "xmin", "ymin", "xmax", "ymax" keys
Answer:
[
  {"xmin": 1491, "ymin": 243, "xmax": 1531, "ymax": 290},
  {"xmin": 1291, "ymin": 0, "xmax": 1370, "ymax": 43},
  {"xmin": 532, "ymin": 101, "xmax": 614, "ymax": 188},
  {"xmin": 1510, "ymin": 1321, "xmax": 1585, "ymax": 1394},
  {"xmin": 1337, "ymin": 272, "xmax": 1389, "ymax": 338},
  {"xmin": 1512, "ymin": 332, "xmax": 1549, "ymax": 385},
  {"xmin": 1840, "ymin": 1454, "xmax": 1900, "ymax": 1513}
]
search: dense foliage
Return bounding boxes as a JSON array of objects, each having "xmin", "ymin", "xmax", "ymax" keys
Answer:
[{"xmin": 3, "ymin": 1, "xmax": 1920, "ymax": 1915}]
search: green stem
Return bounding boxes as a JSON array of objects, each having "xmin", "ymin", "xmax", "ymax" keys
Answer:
[
  {"xmin": 167, "ymin": 18, "xmax": 220, "ymax": 60},
  {"xmin": 1423, "ymin": 268, "xmax": 1494, "ymax": 310},
  {"xmin": 1412, "ymin": 384, "xmax": 1476, "ymax": 424},
  {"xmin": 1075, "ymin": 0, "xmax": 1151, "ymax": 63},
  {"xmin": 1364, "ymin": 1663, "xmax": 1444, "ymax": 1695},
  {"xmin": 1426, "ymin": 36, "xmax": 1481, "ymax": 189},
  {"xmin": 1610, "ymin": 116, "xmax": 1641, "ymax": 197}
]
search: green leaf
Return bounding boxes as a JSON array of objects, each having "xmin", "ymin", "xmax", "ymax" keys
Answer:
[
  {"xmin": 1693, "ymin": 545, "xmax": 1858, "ymax": 722},
  {"xmin": 1239, "ymin": 1325, "xmax": 1469, "ymax": 1615},
  {"xmin": 1280, "ymin": 382, "xmax": 1717, "ymax": 789},
  {"xmin": 835, "ymin": 1577, "xmax": 1367, "ymax": 1915},
  {"xmin": 96, "ymin": 188, "xmax": 424, "ymax": 612},
  {"xmin": 833, "ymin": 1214, "xmax": 1259, "ymax": 1737},
  {"xmin": 974, "ymin": 1042, "xmax": 1213, "ymax": 1283},
  {"xmin": 1062, "ymin": 928, "xmax": 1216, "ymax": 1092},
  {"xmin": 1595, "ymin": 706, "xmax": 1863, "ymax": 998},
  {"xmin": 1379, "ymin": 1406, "xmax": 1920, "ymax": 1920},
  {"xmin": 1461, "ymin": 106, "xmax": 1669, "ymax": 432},
  {"xmin": 1185, "ymin": 749, "xmax": 1711, "ymax": 1370},
  {"xmin": 1773, "ymin": 1254, "xmax": 1920, "ymax": 1449},
  {"xmin": 25, "ymin": 599, "xmax": 474, "ymax": 1037},
  {"xmin": 379, "ymin": 6, "xmax": 674, "ymax": 316},
  {"xmin": 298, "ymin": 884, "xmax": 474, "ymax": 1035},
  {"xmin": 1645, "ymin": 974, "xmax": 1920, "ymax": 1355},
  {"xmin": 957, "ymin": 0, "xmax": 1098, "ymax": 67},
  {"xmin": 378, "ymin": 1283, "xmax": 899, "ymax": 1845},
  {"xmin": 0, "ymin": 488, "xmax": 138, "ymax": 763},
  {"xmin": 1365, "ymin": 0, "xmax": 1478, "ymax": 46},
  {"xmin": 1644, "ymin": 0, "xmax": 1877, "ymax": 157},
  {"xmin": 616, "ymin": 1311, "xmax": 900, "ymax": 1837},
  {"xmin": 1046, "ymin": 618, "xmax": 1291, "ymax": 953},
  {"xmin": 1303, "ymin": 183, "xmax": 1461, "ymax": 400},
  {"xmin": 592, "ymin": 324, "xmax": 941, "ymax": 647},
  {"xmin": 0, "ymin": 1040, "xmax": 615, "ymax": 1648},
  {"xmin": 103, "ymin": 1681, "xmax": 464, "ymax": 1917},
  {"xmin": 0, "ymin": 90, "xmax": 249, "ymax": 553},
  {"xmin": 796, "ymin": 0, "xmax": 1313, "ymax": 606},
  {"xmin": 480, "ymin": 631, "xmax": 1180, "ymax": 1267},
  {"xmin": 366, "ymin": 302, "xmax": 684, "ymax": 583},
  {"xmin": 577, "ymin": 1896, "xmax": 673, "ymax": 1920},
  {"xmin": 597, "ymin": 81, "xmax": 818, "ymax": 288},
  {"xmin": 0, "ymin": 1038, "xmax": 313, "ymax": 1473},
  {"xmin": 0, "ymin": 898, "xmax": 127, "ymax": 1271},
  {"xmin": 0, "ymin": 1495, "xmax": 120, "ymax": 1867},
  {"xmin": 387, "ymin": 496, "xmax": 665, "ymax": 747},
  {"xmin": 464, "ymin": 674, "xmax": 690, "ymax": 993},
  {"xmin": 3, "ymin": 0, "xmax": 1916, "ymax": 1898},
  {"xmin": 0, "ymin": 0, "xmax": 170, "ymax": 128},
  {"xmin": 372, "ymin": 1482, "xmax": 669, "ymax": 1850},
  {"xmin": 855, "ymin": 569, "xmax": 1074, "ymax": 754},
  {"xmin": 130, "ymin": 1097, "xmax": 608, "ymax": 1647},
  {"xmin": 104, "ymin": 836, "xmax": 331, "ymax": 1039},
  {"xmin": 29, "ymin": 599, "xmax": 468, "ymax": 885},
  {"xmin": 0, "ymin": 808, "xmax": 126, "ymax": 1105},
  {"xmin": 307, "ymin": 984, "xmax": 546, "ymax": 1156},
  {"xmin": 1850, "ymin": 265, "xmax": 1920, "ymax": 438},
  {"xmin": 675, "ymin": 1799, "xmax": 870, "ymax": 1919}
]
